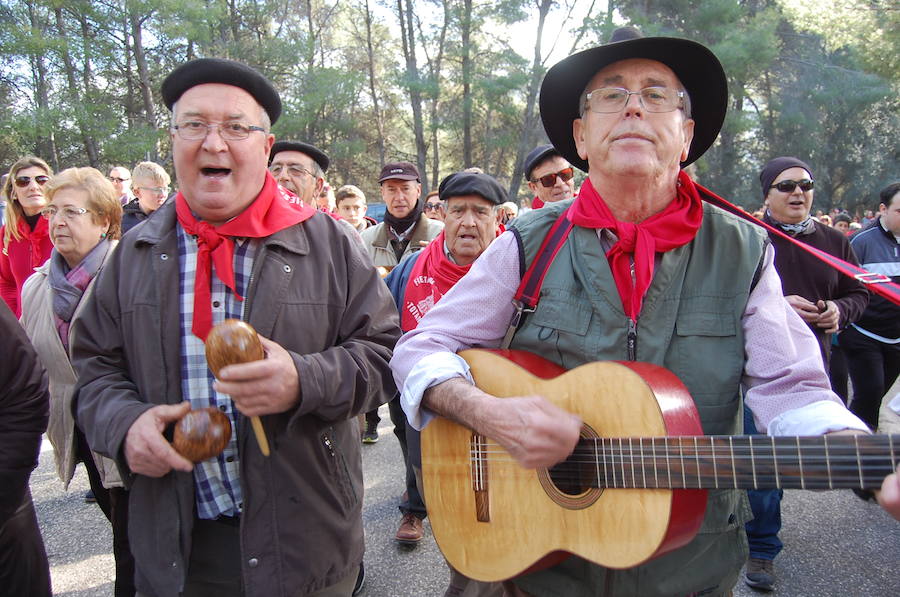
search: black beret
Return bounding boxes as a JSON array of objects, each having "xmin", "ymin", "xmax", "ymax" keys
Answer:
[
  {"xmin": 270, "ymin": 141, "xmax": 330, "ymax": 173},
  {"xmin": 161, "ymin": 58, "xmax": 282, "ymax": 124},
  {"xmin": 759, "ymin": 156, "xmax": 813, "ymax": 198},
  {"xmin": 438, "ymin": 172, "xmax": 507, "ymax": 206},
  {"xmin": 523, "ymin": 144, "xmax": 562, "ymax": 181}
]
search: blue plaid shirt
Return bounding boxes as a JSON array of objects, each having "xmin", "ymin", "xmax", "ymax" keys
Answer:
[{"xmin": 177, "ymin": 225, "xmax": 258, "ymax": 519}]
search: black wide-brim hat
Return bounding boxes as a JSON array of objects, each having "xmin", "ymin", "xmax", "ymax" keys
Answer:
[{"xmin": 539, "ymin": 27, "xmax": 727, "ymax": 170}]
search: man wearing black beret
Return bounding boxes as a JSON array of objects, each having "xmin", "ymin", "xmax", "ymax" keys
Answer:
[
  {"xmin": 382, "ymin": 171, "xmax": 505, "ymax": 546},
  {"xmin": 72, "ymin": 57, "xmax": 400, "ymax": 597},
  {"xmin": 392, "ymin": 27, "xmax": 894, "ymax": 597},
  {"xmin": 269, "ymin": 140, "xmax": 330, "ymax": 209}
]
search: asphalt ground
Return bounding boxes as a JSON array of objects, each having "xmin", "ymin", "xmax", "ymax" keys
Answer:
[{"xmin": 34, "ymin": 402, "xmax": 900, "ymax": 597}]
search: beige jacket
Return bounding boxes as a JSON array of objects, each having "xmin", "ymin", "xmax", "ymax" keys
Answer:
[
  {"xmin": 20, "ymin": 244, "xmax": 122, "ymax": 490},
  {"xmin": 360, "ymin": 213, "xmax": 443, "ymax": 268}
]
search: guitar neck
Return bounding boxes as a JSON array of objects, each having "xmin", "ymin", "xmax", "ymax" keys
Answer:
[{"xmin": 573, "ymin": 434, "xmax": 899, "ymax": 491}]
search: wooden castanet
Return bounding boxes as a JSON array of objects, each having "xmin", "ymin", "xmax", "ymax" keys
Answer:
[
  {"xmin": 173, "ymin": 407, "xmax": 232, "ymax": 463},
  {"xmin": 205, "ymin": 319, "xmax": 271, "ymax": 456},
  {"xmin": 421, "ymin": 349, "xmax": 899, "ymax": 582}
]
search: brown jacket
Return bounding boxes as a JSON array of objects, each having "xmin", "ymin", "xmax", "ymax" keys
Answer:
[{"xmin": 71, "ymin": 200, "xmax": 401, "ymax": 597}]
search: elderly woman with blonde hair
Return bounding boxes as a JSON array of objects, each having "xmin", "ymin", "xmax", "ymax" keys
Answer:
[
  {"xmin": 20, "ymin": 167, "xmax": 134, "ymax": 596},
  {"xmin": 0, "ymin": 156, "xmax": 54, "ymax": 316}
]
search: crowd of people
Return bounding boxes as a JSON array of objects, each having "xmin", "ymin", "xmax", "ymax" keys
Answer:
[{"xmin": 1, "ymin": 26, "xmax": 899, "ymax": 597}]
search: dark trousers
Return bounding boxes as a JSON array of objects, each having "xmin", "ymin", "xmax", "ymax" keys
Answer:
[
  {"xmin": 0, "ymin": 489, "xmax": 51, "ymax": 597},
  {"xmin": 388, "ymin": 395, "xmax": 427, "ymax": 519},
  {"xmin": 842, "ymin": 326, "xmax": 900, "ymax": 429},
  {"xmin": 743, "ymin": 406, "xmax": 783, "ymax": 560},
  {"xmin": 829, "ymin": 341, "xmax": 850, "ymax": 404},
  {"xmin": 77, "ymin": 428, "xmax": 136, "ymax": 597},
  {"xmin": 183, "ymin": 517, "xmax": 243, "ymax": 597}
]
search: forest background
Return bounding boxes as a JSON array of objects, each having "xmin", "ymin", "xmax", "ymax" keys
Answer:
[{"xmin": 1, "ymin": 0, "xmax": 897, "ymax": 212}]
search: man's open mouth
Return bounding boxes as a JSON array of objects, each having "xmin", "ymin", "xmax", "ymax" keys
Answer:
[{"xmin": 201, "ymin": 167, "xmax": 231, "ymax": 177}]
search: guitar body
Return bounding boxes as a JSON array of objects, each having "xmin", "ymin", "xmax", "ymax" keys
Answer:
[{"xmin": 421, "ymin": 349, "xmax": 708, "ymax": 582}]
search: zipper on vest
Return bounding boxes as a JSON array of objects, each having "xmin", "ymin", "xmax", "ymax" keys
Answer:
[{"xmin": 627, "ymin": 319, "xmax": 637, "ymax": 361}]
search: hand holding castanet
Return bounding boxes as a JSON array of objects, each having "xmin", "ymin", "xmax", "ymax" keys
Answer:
[{"xmin": 205, "ymin": 319, "xmax": 271, "ymax": 456}]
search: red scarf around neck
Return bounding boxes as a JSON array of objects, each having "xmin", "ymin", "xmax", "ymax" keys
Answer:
[
  {"xmin": 176, "ymin": 172, "xmax": 315, "ymax": 340},
  {"xmin": 567, "ymin": 170, "xmax": 703, "ymax": 321},
  {"xmin": 401, "ymin": 231, "xmax": 472, "ymax": 332}
]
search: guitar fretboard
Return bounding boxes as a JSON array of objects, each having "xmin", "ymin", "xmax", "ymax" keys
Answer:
[{"xmin": 560, "ymin": 434, "xmax": 898, "ymax": 490}]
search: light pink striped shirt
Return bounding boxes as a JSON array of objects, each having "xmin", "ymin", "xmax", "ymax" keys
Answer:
[{"xmin": 390, "ymin": 230, "xmax": 868, "ymax": 436}]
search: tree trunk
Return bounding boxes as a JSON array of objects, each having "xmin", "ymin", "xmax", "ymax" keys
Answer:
[
  {"xmin": 508, "ymin": 0, "xmax": 553, "ymax": 203},
  {"xmin": 364, "ymin": 0, "xmax": 385, "ymax": 166},
  {"xmin": 461, "ymin": 0, "xmax": 473, "ymax": 168},
  {"xmin": 131, "ymin": 13, "xmax": 158, "ymax": 135},
  {"xmin": 53, "ymin": 7, "xmax": 100, "ymax": 166},
  {"xmin": 398, "ymin": 0, "xmax": 428, "ymax": 192},
  {"xmin": 426, "ymin": 0, "xmax": 450, "ymax": 189},
  {"xmin": 26, "ymin": 0, "xmax": 58, "ymax": 168}
]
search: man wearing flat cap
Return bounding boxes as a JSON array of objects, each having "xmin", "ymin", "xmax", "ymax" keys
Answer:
[
  {"xmin": 71, "ymin": 57, "xmax": 400, "ymax": 597},
  {"xmin": 382, "ymin": 171, "xmax": 505, "ymax": 546},
  {"xmin": 269, "ymin": 140, "xmax": 330, "ymax": 209},
  {"xmin": 392, "ymin": 27, "xmax": 899, "ymax": 597},
  {"xmin": 523, "ymin": 144, "xmax": 576, "ymax": 209}
]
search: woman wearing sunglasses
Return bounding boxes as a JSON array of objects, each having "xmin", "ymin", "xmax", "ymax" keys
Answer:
[
  {"xmin": 19, "ymin": 167, "xmax": 134, "ymax": 596},
  {"xmin": 0, "ymin": 156, "xmax": 54, "ymax": 316}
]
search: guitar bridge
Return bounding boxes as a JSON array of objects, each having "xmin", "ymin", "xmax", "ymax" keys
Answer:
[{"xmin": 471, "ymin": 433, "xmax": 490, "ymax": 522}]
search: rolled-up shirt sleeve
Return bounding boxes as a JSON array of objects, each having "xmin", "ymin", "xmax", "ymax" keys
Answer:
[{"xmin": 391, "ymin": 232, "xmax": 520, "ymax": 429}]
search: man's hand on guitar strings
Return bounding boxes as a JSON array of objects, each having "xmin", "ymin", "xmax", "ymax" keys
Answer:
[
  {"xmin": 423, "ymin": 377, "xmax": 582, "ymax": 470},
  {"xmin": 491, "ymin": 395, "xmax": 582, "ymax": 469}
]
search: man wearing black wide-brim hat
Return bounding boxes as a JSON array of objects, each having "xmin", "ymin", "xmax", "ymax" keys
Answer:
[
  {"xmin": 71, "ymin": 57, "xmax": 400, "ymax": 597},
  {"xmin": 391, "ymin": 27, "xmax": 894, "ymax": 597}
]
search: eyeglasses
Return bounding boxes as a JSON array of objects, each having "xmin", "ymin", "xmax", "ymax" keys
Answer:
[
  {"xmin": 109, "ymin": 176, "xmax": 129, "ymax": 183},
  {"xmin": 173, "ymin": 121, "xmax": 267, "ymax": 141},
  {"xmin": 584, "ymin": 87, "xmax": 685, "ymax": 114},
  {"xmin": 15, "ymin": 175, "xmax": 50, "ymax": 188},
  {"xmin": 40, "ymin": 206, "xmax": 93, "ymax": 220},
  {"xmin": 771, "ymin": 179, "xmax": 815, "ymax": 193},
  {"xmin": 424, "ymin": 202, "xmax": 443, "ymax": 211},
  {"xmin": 531, "ymin": 167, "xmax": 575, "ymax": 188},
  {"xmin": 138, "ymin": 186, "xmax": 169, "ymax": 196},
  {"xmin": 269, "ymin": 164, "xmax": 315, "ymax": 178}
]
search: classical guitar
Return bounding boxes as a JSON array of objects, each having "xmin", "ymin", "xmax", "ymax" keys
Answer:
[{"xmin": 420, "ymin": 348, "xmax": 898, "ymax": 582}]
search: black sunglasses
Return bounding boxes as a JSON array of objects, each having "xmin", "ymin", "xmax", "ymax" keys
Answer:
[
  {"xmin": 15, "ymin": 175, "xmax": 50, "ymax": 188},
  {"xmin": 533, "ymin": 167, "xmax": 574, "ymax": 188},
  {"xmin": 771, "ymin": 179, "xmax": 814, "ymax": 193}
]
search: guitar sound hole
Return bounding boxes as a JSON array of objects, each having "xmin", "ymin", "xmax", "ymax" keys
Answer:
[{"xmin": 548, "ymin": 457, "xmax": 596, "ymax": 497}]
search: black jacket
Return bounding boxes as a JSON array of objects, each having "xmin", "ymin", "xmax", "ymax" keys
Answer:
[{"xmin": 0, "ymin": 304, "xmax": 49, "ymax": 525}]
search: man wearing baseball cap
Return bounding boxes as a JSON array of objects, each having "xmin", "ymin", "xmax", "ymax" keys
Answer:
[
  {"xmin": 72, "ymin": 57, "xmax": 399, "ymax": 597},
  {"xmin": 360, "ymin": 161, "xmax": 443, "ymax": 270},
  {"xmin": 392, "ymin": 27, "xmax": 893, "ymax": 596}
]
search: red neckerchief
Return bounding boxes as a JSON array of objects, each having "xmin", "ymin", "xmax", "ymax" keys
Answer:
[
  {"xmin": 401, "ymin": 231, "xmax": 470, "ymax": 332},
  {"xmin": 176, "ymin": 172, "xmax": 315, "ymax": 340},
  {"xmin": 17, "ymin": 217, "xmax": 50, "ymax": 267},
  {"xmin": 531, "ymin": 196, "xmax": 545, "ymax": 209},
  {"xmin": 568, "ymin": 170, "xmax": 703, "ymax": 321}
]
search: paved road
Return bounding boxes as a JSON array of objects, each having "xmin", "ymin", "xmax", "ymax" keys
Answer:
[{"xmin": 34, "ymin": 404, "xmax": 900, "ymax": 596}]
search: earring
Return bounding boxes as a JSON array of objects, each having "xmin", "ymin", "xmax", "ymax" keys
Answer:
[{"xmin": 101, "ymin": 232, "xmax": 107, "ymax": 239}]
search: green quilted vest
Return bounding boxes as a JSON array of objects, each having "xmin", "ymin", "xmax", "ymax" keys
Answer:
[{"xmin": 507, "ymin": 199, "xmax": 768, "ymax": 597}]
